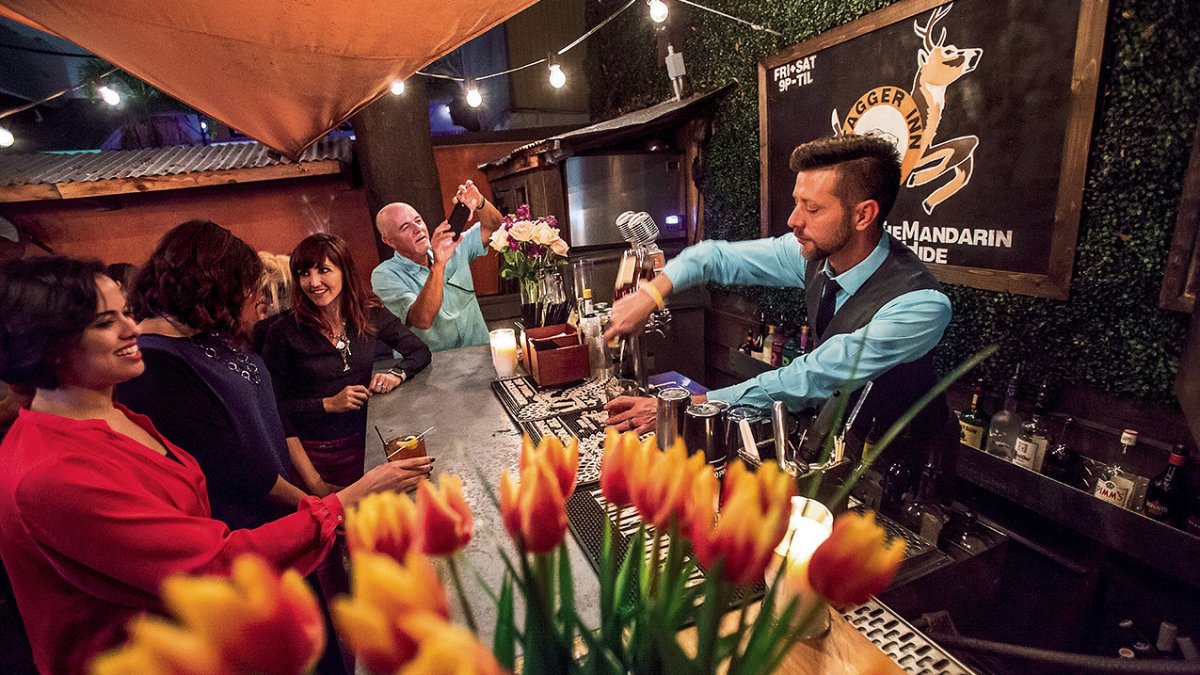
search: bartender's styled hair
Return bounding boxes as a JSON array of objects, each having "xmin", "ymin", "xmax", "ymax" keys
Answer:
[
  {"xmin": 289, "ymin": 233, "xmax": 381, "ymax": 338},
  {"xmin": 131, "ymin": 220, "xmax": 263, "ymax": 337},
  {"xmin": 789, "ymin": 134, "xmax": 902, "ymax": 226},
  {"xmin": 0, "ymin": 256, "xmax": 105, "ymax": 389}
]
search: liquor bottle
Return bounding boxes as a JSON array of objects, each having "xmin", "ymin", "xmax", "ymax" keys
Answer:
[
  {"xmin": 958, "ymin": 383, "xmax": 990, "ymax": 451},
  {"xmin": 1092, "ymin": 429, "xmax": 1142, "ymax": 508},
  {"xmin": 780, "ymin": 335, "xmax": 798, "ymax": 367},
  {"xmin": 1143, "ymin": 445, "xmax": 1192, "ymax": 527},
  {"xmin": 881, "ymin": 455, "xmax": 915, "ymax": 520},
  {"xmin": 1013, "ymin": 387, "xmax": 1049, "ymax": 472},
  {"xmin": 854, "ymin": 420, "xmax": 885, "ymax": 509},
  {"xmin": 901, "ymin": 460, "xmax": 948, "ymax": 542},
  {"xmin": 984, "ymin": 364, "xmax": 1023, "ymax": 460},
  {"xmin": 798, "ymin": 325, "xmax": 810, "ymax": 354},
  {"xmin": 1030, "ymin": 381, "xmax": 1052, "ymax": 457},
  {"xmin": 770, "ymin": 329, "xmax": 787, "ymax": 367},
  {"xmin": 1042, "ymin": 417, "xmax": 1081, "ymax": 486},
  {"xmin": 757, "ymin": 325, "xmax": 777, "ymax": 364},
  {"xmin": 739, "ymin": 328, "xmax": 757, "ymax": 355}
]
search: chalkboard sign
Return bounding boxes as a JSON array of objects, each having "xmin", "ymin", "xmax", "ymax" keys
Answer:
[{"xmin": 758, "ymin": 0, "xmax": 1108, "ymax": 298}]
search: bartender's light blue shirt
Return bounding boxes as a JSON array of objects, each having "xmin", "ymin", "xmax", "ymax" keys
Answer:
[
  {"xmin": 371, "ymin": 223, "xmax": 490, "ymax": 352},
  {"xmin": 662, "ymin": 233, "xmax": 951, "ymax": 411}
]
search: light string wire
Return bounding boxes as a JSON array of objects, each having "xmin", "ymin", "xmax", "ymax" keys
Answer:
[
  {"xmin": 0, "ymin": 65, "xmax": 118, "ymax": 120},
  {"xmin": 674, "ymin": 0, "xmax": 783, "ymax": 36}
]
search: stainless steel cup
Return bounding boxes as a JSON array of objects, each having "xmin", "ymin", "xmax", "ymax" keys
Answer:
[
  {"xmin": 683, "ymin": 402, "xmax": 726, "ymax": 472},
  {"xmin": 724, "ymin": 404, "xmax": 771, "ymax": 464},
  {"xmin": 655, "ymin": 386, "xmax": 691, "ymax": 449}
]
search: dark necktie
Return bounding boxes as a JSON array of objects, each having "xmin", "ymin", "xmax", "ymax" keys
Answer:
[{"xmin": 814, "ymin": 276, "xmax": 841, "ymax": 339}]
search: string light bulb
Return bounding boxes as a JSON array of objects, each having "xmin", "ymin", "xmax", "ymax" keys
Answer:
[
  {"xmin": 0, "ymin": 127, "xmax": 13, "ymax": 148},
  {"xmin": 649, "ymin": 0, "xmax": 669, "ymax": 23},
  {"xmin": 97, "ymin": 85, "xmax": 121, "ymax": 106},
  {"xmin": 390, "ymin": 79, "xmax": 406, "ymax": 95},
  {"xmin": 548, "ymin": 63, "xmax": 567, "ymax": 89},
  {"xmin": 465, "ymin": 80, "xmax": 482, "ymax": 108}
]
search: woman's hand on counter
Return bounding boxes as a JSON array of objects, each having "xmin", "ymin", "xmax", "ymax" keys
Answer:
[
  {"xmin": 323, "ymin": 385, "xmax": 371, "ymax": 413},
  {"xmin": 369, "ymin": 372, "xmax": 403, "ymax": 395},
  {"xmin": 336, "ymin": 456, "xmax": 434, "ymax": 508},
  {"xmin": 604, "ymin": 395, "xmax": 657, "ymax": 435}
]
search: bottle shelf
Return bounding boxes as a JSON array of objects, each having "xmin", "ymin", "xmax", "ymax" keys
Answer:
[{"xmin": 956, "ymin": 445, "xmax": 1200, "ymax": 587}]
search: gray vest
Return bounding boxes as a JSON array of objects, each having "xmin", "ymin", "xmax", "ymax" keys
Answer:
[{"xmin": 804, "ymin": 234, "xmax": 948, "ymax": 441}]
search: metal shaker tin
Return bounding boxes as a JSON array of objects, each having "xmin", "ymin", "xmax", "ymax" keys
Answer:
[
  {"xmin": 683, "ymin": 402, "xmax": 726, "ymax": 472},
  {"xmin": 655, "ymin": 386, "xmax": 691, "ymax": 450}
]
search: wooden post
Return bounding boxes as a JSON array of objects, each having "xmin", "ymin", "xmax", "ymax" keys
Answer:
[{"xmin": 352, "ymin": 76, "xmax": 443, "ymax": 262}]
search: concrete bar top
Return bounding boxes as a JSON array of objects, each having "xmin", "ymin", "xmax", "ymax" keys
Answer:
[{"xmin": 364, "ymin": 344, "xmax": 600, "ymax": 643}]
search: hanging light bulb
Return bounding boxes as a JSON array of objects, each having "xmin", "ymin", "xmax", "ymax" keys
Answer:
[
  {"xmin": 0, "ymin": 127, "xmax": 13, "ymax": 148},
  {"xmin": 465, "ymin": 80, "xmax": 482, "ymax": 108},
  {"xmin": 97, "ymin": 85, "xmax": 121, "ymax": 106},
  {"xmin": 548, "ymin": 63, "xmax": 567, "ymax": 89},
  {"xmin": 649, "ymin": 0, "xmax": 669, "ymax": 23},
  {"xmin": 389, "ymin": 79, "xmax": 406, "ymax": 96}
]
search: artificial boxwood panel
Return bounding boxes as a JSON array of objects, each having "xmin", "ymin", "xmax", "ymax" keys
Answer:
[{"xmin": 586, "ymin": 0, "xmax": 1199, "ymax": 400}]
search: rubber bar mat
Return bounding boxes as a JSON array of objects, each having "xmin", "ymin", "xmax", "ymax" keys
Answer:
[{"xmin": 566, "ymin": 486, "xmax": 765, "ymax": 613}]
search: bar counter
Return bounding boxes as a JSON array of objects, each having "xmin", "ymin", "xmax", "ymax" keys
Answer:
[{"xmin": 364, "ymin": 344, "xmax": 969, "ymax": 673}]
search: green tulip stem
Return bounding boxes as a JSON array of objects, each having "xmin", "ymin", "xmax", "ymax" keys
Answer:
[
  {"xmin": 447, "ymin": 554, "xmax": 478, "ymax": 635},
  {"xmin": 649, "ymin": 527, "xmax": 664, "ymax": 598}
]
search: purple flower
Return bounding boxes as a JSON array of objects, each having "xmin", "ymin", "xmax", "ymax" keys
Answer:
[
  {"xmin": 516, "ymin": 204, "xmax": 531, "ymax": 220},
  {"xmin": 509, "ymin": 239, "xmax": 520, "ymax": 251}
]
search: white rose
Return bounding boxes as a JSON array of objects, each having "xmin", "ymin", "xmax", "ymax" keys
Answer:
[
  {"xmin": 533, "ymin": 222, "xmax": 558, "ymax": 246},
  {"xmin": 549, "ymin": 236, "xmax": 569, "ymax": 257},
  {"xmin": 489, "ymin": 227, "xmax": 508, "ymax": 252},
  {"xmin": 508, "ymin": 220, "xmax": 535, "ymax": 242}
]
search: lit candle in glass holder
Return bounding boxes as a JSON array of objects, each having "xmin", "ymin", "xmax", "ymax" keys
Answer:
[
  {"xmin": 489, "ymin": 328, "xmax": 519, "ymax": 378},
  {"xmin": 765, "ymin": 496, "xmax": 834, "ymax": 638}
]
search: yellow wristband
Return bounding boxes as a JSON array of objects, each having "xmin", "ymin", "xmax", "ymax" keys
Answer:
[{"xmin": 641, "ymin": 283, "xmax": 666, "ymax": 311}]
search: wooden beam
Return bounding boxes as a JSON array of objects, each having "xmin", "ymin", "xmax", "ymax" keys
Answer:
[{"xmin": 0, "ymin": 160, "xmax": 345, "ymax": 203}]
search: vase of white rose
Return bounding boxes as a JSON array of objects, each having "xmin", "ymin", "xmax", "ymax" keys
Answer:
[{"xmin": 489, "ymin": 204, "xmax": 570, "ymax": 327}]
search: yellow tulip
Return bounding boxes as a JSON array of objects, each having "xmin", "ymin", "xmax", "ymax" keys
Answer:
[
  {"xmin": 395, "ymin": 612, "xmax": 508, "ymax": 675},
  {"xmin": 500, "ymin": 457, "xmax": 569, "ymax": 553},
  {"xmin": 417, "ymin": 473, "xmax": 474, "ymax": 556},
  {"xmin": 599, "ymin": 428, "xmax": 639, "ymax": 507},
  {"xmin": 345, "ymin": 490, "xmax": 420, "ymax": 562},
  {"xmin": 690, "ymin": 460, "xmax": 796, "ymax": 586},
  {"xmin": 333, "ymin": 552, "xmax": 454, "ymax": 673},
  {"xmin": 89, "ymin": 616, "xmax": 224, "ymax": 675},
  {"xmin": 160, "ymin": 555, "xmax": 324, "ymax": 675},
  {"xmin": 632, "ymin": 437, "xmax": 707, "ymax": 531},
  {"xmin": 807, "ymin": 511, "xmax": 906, "ymax": 606},
  {"xmin": 519, "ymin": 434, "xmax": 579, "ymax": 499}
]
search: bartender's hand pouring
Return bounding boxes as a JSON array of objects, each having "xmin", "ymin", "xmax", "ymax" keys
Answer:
[
  {"xmin": 604, "ymin": 275, "xmax": 674, "ymax": 341},
  {"xmin": 605, "ymin": 396, "xmax": 657, "ymax": 435}
]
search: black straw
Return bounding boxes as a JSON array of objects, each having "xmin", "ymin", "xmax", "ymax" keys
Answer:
[{"xmin": 375, "ymin": 426, "xmax": 387, "ymax": 446}]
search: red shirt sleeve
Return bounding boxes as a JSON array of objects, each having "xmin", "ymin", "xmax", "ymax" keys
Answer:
[{"xmin": 15, "ymin": 454, "xmax": 343, "ymax": 594}]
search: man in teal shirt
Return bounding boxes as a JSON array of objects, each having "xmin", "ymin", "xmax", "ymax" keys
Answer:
[
  {"xmin": 605, "ymin": 135, "xmax": 952, "ymax": 435},
  {"xmin": 371, "ymin": 180, "xmax": 501, "ymax": 352}
]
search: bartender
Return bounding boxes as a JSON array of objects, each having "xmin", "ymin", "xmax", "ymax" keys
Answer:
[{"xmin": 604, "ymin": 134, "xmax": 952, "ymax": 440}]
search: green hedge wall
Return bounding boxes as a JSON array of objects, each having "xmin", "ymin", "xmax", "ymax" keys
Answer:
[{"xmin": 586, "ymin": 0, "xmax": 1200, "ymax": 400}]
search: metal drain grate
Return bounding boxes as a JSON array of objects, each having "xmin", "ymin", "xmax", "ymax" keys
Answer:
[{"xmin": 841, "ymin": 599, "xmax": 974, "ymax": 674}]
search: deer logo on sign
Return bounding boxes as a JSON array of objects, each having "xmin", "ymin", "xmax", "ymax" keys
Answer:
[{"xmin": 832, "ymin": 3, "xmax": 982, "ymax": 214}]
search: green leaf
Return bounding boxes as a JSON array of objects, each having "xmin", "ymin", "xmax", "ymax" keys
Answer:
[
  {"xmin": 493, "ymin": 575, "xmax": 517, "ymax": 671},
  {"xmin": 557, "ymin": 541, "xmax": 576, "ymax": 636}
]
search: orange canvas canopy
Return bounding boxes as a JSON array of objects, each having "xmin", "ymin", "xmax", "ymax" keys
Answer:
[{"xmin": 0, "ymin": 0, "xmax": 537, "ymax": 158}]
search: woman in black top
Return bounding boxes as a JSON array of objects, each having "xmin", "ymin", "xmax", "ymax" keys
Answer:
[{"xmin": 263, "ymin": 233, "xmax": 431, "ymax": 487}]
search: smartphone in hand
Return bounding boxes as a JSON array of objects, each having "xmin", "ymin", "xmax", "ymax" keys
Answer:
[{"xmin": 447, "ymin": 201, "xmax": 471, "ymax": 236}]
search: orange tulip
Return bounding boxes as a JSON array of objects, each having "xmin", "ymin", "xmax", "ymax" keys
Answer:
[
  {"xmin": 599, "ymin": 428, "xmax": 639, "ymax": 507},
  {"xmin": 395, "ymin": 612, "xmax": 508, "ymax": 675},
  {"xmin": 519, "ymin": 434, "xmax": 579, "ymax": 499},
  {"xmin": 332, "ymin": 552, "xmax": 452, "ymax": 674},
  {"xmin": 346, "ymin": 490, "xmax": 420, "ymax": 562},
  {"xmin": 416, "ymin": 473, "xmax": 474, "ymax": 556},
  {"xmin": 159, "ymin": 555, "xmax": 325, "ymax": 675},
  {"xmin": 500, "ymin": 457, "xmax": 569, "ymax": 553},
  {"xmin": 807, "ymin": 511, "xmax": 906, "ymax": 606},
  {"xmin": 632, "ymin": 436, "xmax": 708, "ymax": 531},
  {"xmin": 90, "ymin": 616, "xmax": 225, "ymax": 675},
  {"xmin": 690, "ymin": 460, "xmax": 797, "ymax": 586}
]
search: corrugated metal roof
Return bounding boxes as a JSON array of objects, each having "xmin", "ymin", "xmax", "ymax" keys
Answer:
[{"xmin": 0, "ymin": 136, "xmax": 352, "ymax": 187}]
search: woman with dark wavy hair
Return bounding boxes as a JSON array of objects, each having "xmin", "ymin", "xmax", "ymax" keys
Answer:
[
  {"xmin": 263, "ymin": 233, "xmax": 430, "ymax": 486},
  {"xmin": 0, "ymin": 256, "xmax": 424, "ymax": 673}
]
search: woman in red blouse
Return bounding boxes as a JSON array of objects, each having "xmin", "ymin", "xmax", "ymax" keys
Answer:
[{"xmin": 0, "ymin": 257, "xmax": 426, "ymax": 674}]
